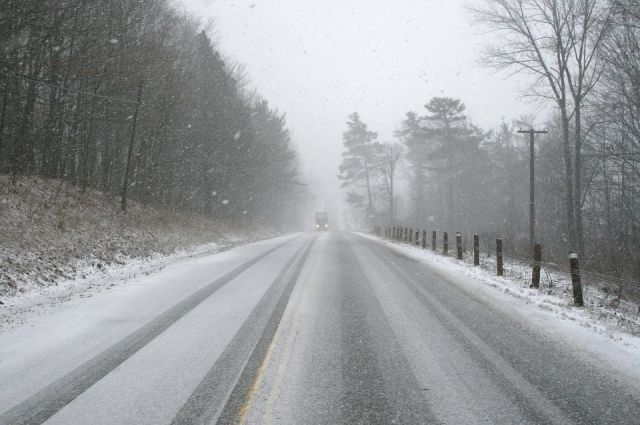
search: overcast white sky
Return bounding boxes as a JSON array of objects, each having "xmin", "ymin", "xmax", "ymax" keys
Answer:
[{"xmin": 175, "ymin": 0, "xmax": 546, "ymax": 202}]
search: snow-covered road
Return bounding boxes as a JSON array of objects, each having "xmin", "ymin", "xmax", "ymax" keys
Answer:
[{"xmin": 1, "ymin": 232, "xmax": 639, "ymax": 424}]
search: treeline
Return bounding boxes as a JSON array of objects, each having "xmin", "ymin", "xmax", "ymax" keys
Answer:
[
  {"xmin": 0, "ymin": 0, "xmax": 304, "ymax": 227},
  {"xmin": 339, "ymin": 0, "xmax": 640, "ymax": 280}
]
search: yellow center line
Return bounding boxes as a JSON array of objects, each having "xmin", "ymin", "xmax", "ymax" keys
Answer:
[{"xmin": 235, "ymin": 243, "xmax": 319, "ymax": 424}]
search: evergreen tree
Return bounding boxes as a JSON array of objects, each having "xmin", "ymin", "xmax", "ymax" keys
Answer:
[{"xmin": 338, "ymin": 112, "xmax": 379, "ymax": 221}]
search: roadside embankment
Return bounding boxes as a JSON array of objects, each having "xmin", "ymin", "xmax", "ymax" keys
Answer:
[{"xmin": 0, "ymin": 176, "xmax": 277, "ymax": 299}]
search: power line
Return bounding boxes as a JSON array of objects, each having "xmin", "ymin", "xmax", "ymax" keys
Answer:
[{"xmin": 0, "ymin": 70, "xmax": 140, "ymax": 105}]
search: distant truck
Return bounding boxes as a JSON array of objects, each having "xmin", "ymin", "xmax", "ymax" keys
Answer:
[{"xmin": 315, "ymin": 211, "xmax": 329, "ymax": 231}]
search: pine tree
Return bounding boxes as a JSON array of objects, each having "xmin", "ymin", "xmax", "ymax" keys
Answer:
[{"xmin": 338, "ymin": 112, "xmax": 379, "ymax": 220}]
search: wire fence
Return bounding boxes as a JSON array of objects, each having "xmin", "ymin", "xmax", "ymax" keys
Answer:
[{"xmin": 374, "ymin": 224, "xmax": 640, "ymax": 305}]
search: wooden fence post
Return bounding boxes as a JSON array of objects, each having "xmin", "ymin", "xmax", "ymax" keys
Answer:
[
  {"xmin": 432, "ymin": 231, "xmax": 436, "ymax": 251},
  {"xmin": 443, "ymin": 232, "xmax": 448, "ymax": 255},
  {"xmin": 456, "ymin": 232, "xmax": 463, "ymax": 260},
  {"xmin": 496, "ymin": 238, "xmax": 503, "ymax": 276},
  {"xmin": 473, "ymin": 235, "xmax": 479, "ymax": 266},
  {"xmin": 422, "ymin": 230, "xmax": 427, "ymax": 249},
  {"xmin": 531, "ymin": 243, "xmax": 541, "ymax": 288},
  {"xmin": 415, "ymin": 230, "xmax": 420, "ymax": 246},
  {"xmin": 569, "ymin": 252, "xmax": 584, "ymax": 307},
  {"xmin": 409, "ymin": 228, "xmax": 413, "ymax": 243}
]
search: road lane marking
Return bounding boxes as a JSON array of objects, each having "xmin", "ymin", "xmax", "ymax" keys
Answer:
[
  {"xmin": 257, "ymin": 243, "xmax": 319, "ymax": 425},
  {"xmin": 0, "ymin": 237, "xmax": 296, "ymax": 425},
  {"xmin": 171, "ymin": 235, "xmax": 316, "ymax": 425},
  {"xmin": 234, "ymin": 241, "xmax": 319, "ymax": 425}
]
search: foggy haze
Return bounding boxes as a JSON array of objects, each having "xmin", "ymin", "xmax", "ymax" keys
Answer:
[
  {"xmin": 2, "ymin": 2, "xmax": 640, "ymax": 423},
  {"xmin": 176, "ymin": 0, "xmax": 542, "ymax": 211}
]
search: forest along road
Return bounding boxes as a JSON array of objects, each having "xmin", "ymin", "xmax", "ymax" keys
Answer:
[{"xmin": 0, "ymin": 232, "xmax": 639, "ymax": 425}]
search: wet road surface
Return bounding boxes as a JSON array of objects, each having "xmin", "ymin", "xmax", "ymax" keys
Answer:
[{"xmin": 1, "ymin": 232, "xmax": 638, "ymax": 424}]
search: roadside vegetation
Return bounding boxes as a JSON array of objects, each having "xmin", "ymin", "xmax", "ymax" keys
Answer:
[{"xmin": 339, "ymin": 0, "xmax": 640, "ymax": 285}]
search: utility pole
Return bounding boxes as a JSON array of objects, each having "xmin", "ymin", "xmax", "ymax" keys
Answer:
[{"xmin": 518, "ymin": 128, "xmax": 547, "ymax": 249}]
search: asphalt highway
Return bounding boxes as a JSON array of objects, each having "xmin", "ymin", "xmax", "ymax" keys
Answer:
[{"xmin": 1, "ymin": 232, "xmax": 638, "ymax": 424}]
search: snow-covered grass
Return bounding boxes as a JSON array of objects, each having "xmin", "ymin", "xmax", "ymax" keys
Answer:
[
  {"xmin": 0, "ymin": 175, "xmax": 279, "ymax": 319},
  {"xmin": 462, "ymin": 246, "xmax": 640, "ymax": 338},
  {"xmin": 1, "ymin": 238, "xmax": 246, "ymax": 331},
  {"xmin": 361, "ymin": 233, "xmax": 640, "ymax": 344}
]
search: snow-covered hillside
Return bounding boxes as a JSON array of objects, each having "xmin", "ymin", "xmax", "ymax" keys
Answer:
[{"xmin": 0, "ymin": 176, "xmax": 278, "ymax": 300}]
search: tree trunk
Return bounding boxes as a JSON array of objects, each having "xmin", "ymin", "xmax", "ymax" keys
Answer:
[
  {"xmin": 121, "ymin": 82, "xmax": 143, "ymax": 212},
  {"xmin": 390, "ymin": 172, "xmax": 394, "ymax": 223},
  {"xmin": 446, "ymin": 127, "xmax": 454, "ymax": 231},
  {"xmin": 0, "ymin": 87, "xmax": 6, "ymax": 171},
  {"xmin": 364, "ymin": 156, "xmax": 374, "ymax": 215},
  {"xmin": 415, "ymin": 169, "xmax": 425, "ymax": 226},
  {"xmin": 574, "ymin": 104, "xmax": 585, "ymax": 261},
  {"xmin": 560, "ymin": 104, "xmax": 576, "ymax": 250},
  {"xmin": 11, "ymin": 78, "xmax": 37, "ymax": 178}
]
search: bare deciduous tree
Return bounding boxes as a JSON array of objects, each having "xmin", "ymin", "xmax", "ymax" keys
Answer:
[
  {"xmin": 375, "ymin": 142, "xmax": 404, "ymax": 223},
  {"xmin": 0, "ymin": 0, "xmax": 305, "ymax": 228},
  {"xmin": 471, "ymin": 0, "xmax": 612, "ymax": 260}
]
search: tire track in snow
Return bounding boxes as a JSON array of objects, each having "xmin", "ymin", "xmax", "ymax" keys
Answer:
[
  {"xmin": 362, "ymin": 236, "xmax": 575, "ymax": 425},
  {"xmin": 171, "ymin": 234, "xmax": 316, "ymax": 425},
  {"xmin": 336, "ymin": 234, "xmax": 438, "ymax": 424},
  {"xmin": 0, "ymin": 237, "xmax": 295, "ymax": 425}
]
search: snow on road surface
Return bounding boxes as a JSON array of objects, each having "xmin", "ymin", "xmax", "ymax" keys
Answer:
[
  {"xmin": 1, "ymin": 231, "xmax": 639, "ymax": 424},
  {"xmin": 358, "ymin": 232, "xmax": 640, "ymax": 379},
  {"xmin": 0, "ymin": 231, "xmax": 283, "ymax": 332},
  {"xmin": 0, "ymin": 234, "xmax": 302, "ymax": 422}
]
